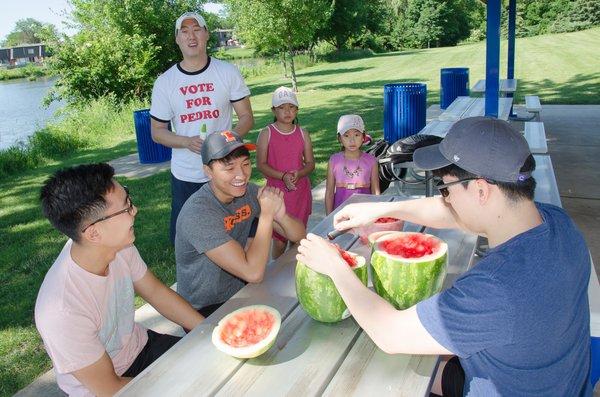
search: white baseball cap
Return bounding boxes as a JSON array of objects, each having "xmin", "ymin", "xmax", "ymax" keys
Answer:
[
  {"xmin": 337, "ymin": 114, "xmax": 365, "ymax": 135},
  {"xmin": 272, "ymin": 86, "xmax": 299, "ymax": 107},
  {"xmin": 175, "ymin": 12, "xmax": 207, "ymax": 35}
]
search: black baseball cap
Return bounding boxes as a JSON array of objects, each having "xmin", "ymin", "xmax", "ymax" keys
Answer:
[
  {"xmin": 201, "ymin": 130, "xmax": 256, "ymax": 165},
  {"xmin": 413, "ymin": 117, "xmax": 532, "ymax": 183}
]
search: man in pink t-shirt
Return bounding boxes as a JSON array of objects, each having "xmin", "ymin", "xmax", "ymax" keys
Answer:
[{"xmin": 35, "ymin": 163, "xmax": 203, "ymax": 396}]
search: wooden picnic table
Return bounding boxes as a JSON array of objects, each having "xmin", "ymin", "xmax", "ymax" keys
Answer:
[
  {"xmin": 117, "ymin": 193, "xmax": 478, "ymax": 397},
  {"xmin": 471, "ymin": 78, "xmax": 517, "ymax": 94}
]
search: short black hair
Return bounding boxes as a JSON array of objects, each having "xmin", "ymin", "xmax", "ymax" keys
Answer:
[
  {"xmin": 40, "ymin": 163, "xmax": 115, "ymax": 241},
  {"xmin": 432, "ymin": 154, "xmax": 537, "ymax": 202},
  {"xmin": 208, "ymin": 146, "xmax": 250, "ymax": 167}
]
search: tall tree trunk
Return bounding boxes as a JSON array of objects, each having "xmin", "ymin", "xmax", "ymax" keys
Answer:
[
  {"xmin": 288, "ymin": 42, "xmax": 297, "ymax": 92},
  {"xmin": 281, "ymin": 50, "xmax": 288, "ymax": 78}
]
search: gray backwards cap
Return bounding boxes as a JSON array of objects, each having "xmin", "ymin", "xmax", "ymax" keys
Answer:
[
  {"xmin": 201, "ymin": 130, "xmax": 256, "ymax": 165},
  {"xmin": 413, "ymin": 117, "xmax": 532, "ymax": 183}
]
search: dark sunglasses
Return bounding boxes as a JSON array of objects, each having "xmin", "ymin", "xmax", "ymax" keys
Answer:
[
  {"xmin": 434, "ymin": 178, "xmax": 480, "ymax": 198},
  {"xmin": 81, "ymin": 186, "xmax": 134, "ymax": 232}
]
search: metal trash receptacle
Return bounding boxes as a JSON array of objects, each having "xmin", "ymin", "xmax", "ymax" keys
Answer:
[
  {"xmin": 440, "ymin": 67, "xmax": 469, "ymax": 109},
  {"xmin": 383, "ymin": 83, "xmax": 427, "ymax": 143},
  {"xmin": 133, "ymin": 109, "xmax": 171, "ymax": 164}
]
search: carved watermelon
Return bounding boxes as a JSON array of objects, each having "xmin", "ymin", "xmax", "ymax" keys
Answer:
[
  {"xmin": 371, "ymin": 232, "xmax": 447, "ymax": 309},
  {"xmin": 296, "ymin": 247, "xmax": 367, "ymax": 323},
  {"xmin": 357, "ymin": 217, "xmax": 404, "ymax": 244},
  {"xmin": 211, "ymin": 305, "xmax": 281, "ymax": 358}
]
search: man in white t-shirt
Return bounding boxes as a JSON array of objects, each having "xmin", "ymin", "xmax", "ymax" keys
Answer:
[
  {"xmin": 150, "ymin": 12, "xmax": 254, "ymax": 244},
  {"xmin": 35, "ymin": 163, "xmax": 204, "ymax": 396}
]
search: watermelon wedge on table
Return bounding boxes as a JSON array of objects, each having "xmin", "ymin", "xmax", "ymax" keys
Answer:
[
  {"xmin": 370, "ymin": 232, "xmax": 448, "ymax": 309},
  {"xmin": 211, "ymin": 305, "xmax": 281, "ymax": 358},
  {"xmin": 296, "ymin": 247, "xmax": 367, "ymax": 323}
]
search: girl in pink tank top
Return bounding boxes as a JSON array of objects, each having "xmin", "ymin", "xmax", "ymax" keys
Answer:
[
  {"xmin": 257, "ymin": 87, "xmax": 314, "ymax": 258},
  {"xmin": 325, "ymin": 114, "xmax": 380, "ymax": 214}
]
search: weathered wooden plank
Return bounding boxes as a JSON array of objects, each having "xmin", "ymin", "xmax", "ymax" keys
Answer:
[{"xmin": 439, "ymin": 97, "xmax": 475, "ymax": 121}]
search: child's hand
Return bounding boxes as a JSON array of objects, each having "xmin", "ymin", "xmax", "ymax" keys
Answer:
[{"xmin": 283, "ymin": 172, "xmax": 297, "ymax": 191}]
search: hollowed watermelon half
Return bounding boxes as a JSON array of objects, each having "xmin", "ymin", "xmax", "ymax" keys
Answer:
[
  {"xmin": 296, "ymin": 248, "xmax": 367, "ymax": 323},
  {"xmin": 211, "ymin": 305, "xmax": 281, "ymax": 359},
  {"xmin": 357, "ymin": 217, "xmax": 404, "ymax": 245},
  {"xmin": 371, "ymin": 232, "xmax": 448, "ymax": 309}
]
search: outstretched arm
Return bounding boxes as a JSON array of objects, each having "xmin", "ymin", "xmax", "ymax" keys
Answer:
[
  {"xmin": 334, "ymin": 196, "xmax": 466, "ymax": 232},
  {"xmin": 134, "ymin": 270, "xmax": 204, "ymax": 330}
]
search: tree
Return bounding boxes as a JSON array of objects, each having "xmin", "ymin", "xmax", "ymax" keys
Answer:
[
  {"xmin": 3, "ymin": 18, "xmax": 58, "ymax": 46},
  {"xmin": 225, "ymin": 0, "xmax": 332, "ymax": 91},
  {"xmin": 314, "ymin": 0, "xmax": 390, "ymax": 50},
  {"xmin": 48, "ymin": 0, "xmax": 216, "ymax": 103}
]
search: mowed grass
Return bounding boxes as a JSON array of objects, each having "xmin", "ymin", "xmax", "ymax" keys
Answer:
[{"xmin": 1, "ymin": 27, "xmax": 599, "ymax": 396}]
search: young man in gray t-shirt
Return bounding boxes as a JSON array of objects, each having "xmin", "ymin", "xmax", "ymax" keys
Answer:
[{"xmin": 175, "ymin": 130, "xmax": 306, "ymax": 316}]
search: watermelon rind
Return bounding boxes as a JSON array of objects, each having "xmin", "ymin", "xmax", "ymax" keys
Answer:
[
  {"xmin": 296, "ymin": 253, "xmax": 368, "ymax": 323},
  {"xmin": 371, "ymin": 232, "xmax": 448, "ymax": 309},
  {"xmin": 211, "ymin": 305, "xmax": 281, "ymax": 359}
]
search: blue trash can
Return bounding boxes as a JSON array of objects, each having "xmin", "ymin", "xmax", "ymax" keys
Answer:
[
  {"xmin": 133, "ymin": 109, "xmax": 171, "ymax": 164},
  {"xmin": 383, "ymin": 83, "xmax": 427, "ymax": 143},
  {"xmin": 440, "ymin": 67, "xmax": 469, "ymax": 109}
]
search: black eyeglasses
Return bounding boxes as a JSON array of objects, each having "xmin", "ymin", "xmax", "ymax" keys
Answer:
[
  {"xmin": 434, "ymin": 178, "xmax": 480, "ymax": 198},
  {"xmin": 81, "ymin": 186, "xmax": 135, "ymax": 232}
]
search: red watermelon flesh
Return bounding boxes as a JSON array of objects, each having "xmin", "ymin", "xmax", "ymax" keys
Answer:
[
  {"xmin": 220, "ymin": 309, "xmax": 276, "ymax": 348},
  {"xmin": 335, "ymin": 245, "xmax": 358, "ymax": 267},
  {"xmin": 375, "ymin": 217, "xmax": 400, "ymax": 223},
  {"xmin": 381, "ymin": 233, "xmax": 440, "ymax": 259}
]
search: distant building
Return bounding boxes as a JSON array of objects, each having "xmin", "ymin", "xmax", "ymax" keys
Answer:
[
  {"xmin": 0, "ymin": 44, "xmax": 47, "ymax": 66},
  {"xmin": 213, "ymin": 29, "xmax": 239, "ymax": 47}
]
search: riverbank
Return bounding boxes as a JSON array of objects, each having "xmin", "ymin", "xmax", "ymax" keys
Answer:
[{"xmin": 0, "ymin": 64, "xmax": 51, "ymax": 81}]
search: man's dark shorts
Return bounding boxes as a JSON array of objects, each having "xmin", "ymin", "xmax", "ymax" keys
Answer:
[{"xmin": 122, "ymin": 330, "xmax": 181, "ymax": 377}]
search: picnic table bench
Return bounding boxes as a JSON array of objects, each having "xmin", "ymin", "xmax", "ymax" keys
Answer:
[
  {"xmin": 525, "ymin": 95, "xmax": 542, "ymax": 121},
  {"xmin": 524, "ymin": 122, "xmax": 548, "ymax": 154}
]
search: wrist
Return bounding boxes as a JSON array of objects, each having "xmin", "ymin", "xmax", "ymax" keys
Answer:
[{"xmin": 281, "ymin": 171, "xmax": 288, "ymax": 180}]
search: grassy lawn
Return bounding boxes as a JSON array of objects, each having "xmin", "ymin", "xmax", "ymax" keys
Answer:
[{"xmin": 1, "ymin": 27, "xmax": 599, "ymax": 396}]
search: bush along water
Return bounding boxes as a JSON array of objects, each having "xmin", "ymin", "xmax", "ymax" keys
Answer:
[{"xmin": 0, "ymin": 96, "xmax": 145, "ymax": 180}]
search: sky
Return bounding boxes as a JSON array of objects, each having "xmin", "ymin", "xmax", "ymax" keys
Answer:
[{"xmin": 0, "ymin": 1, "xmax": 225, "ymax": 42}]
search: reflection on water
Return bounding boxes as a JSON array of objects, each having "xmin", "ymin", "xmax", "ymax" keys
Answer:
[{"xmin": 0, "ymin": 76, "xmax": 64, "ymax": 150}]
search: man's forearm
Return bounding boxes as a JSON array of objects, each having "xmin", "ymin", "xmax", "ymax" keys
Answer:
[
  {"xmin": 276, "ymin": 213, "xmax": 306, "ymax": 242},
  {"xmin": 367, "ymin": 197, "xmax": 461, "ymax": 230},
  {"xmin": 152, "ymin": 287, "xmax": 204, "ymax": 330},
  {"xmin": 244, "ymin": 213, "xmax": 275, "ymax": 282},
  {"xmin": 151, "ymin": 125, "xmax": 190, "ymax": 149},
  {"xmin": 233, "ymin": 113, "xmax": 254, "ymax": 137}
]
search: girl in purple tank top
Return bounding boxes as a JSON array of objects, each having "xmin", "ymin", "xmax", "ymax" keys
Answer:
[
  {"xmin": 325, "ymin": 114, "xmax": 380, "ymax": 214},
  {"xmin": 257, "ymin": 87, "xmax": 314, "ymax": 258}
]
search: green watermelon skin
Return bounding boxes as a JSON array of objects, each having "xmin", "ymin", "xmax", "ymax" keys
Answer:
[
  {"xmin": 296, "ymin": 260, "xmax": 368, "ymax": 323},
  {"xmin": 370, "ymin": 251, "xmax": 447, "ymax": 310}
]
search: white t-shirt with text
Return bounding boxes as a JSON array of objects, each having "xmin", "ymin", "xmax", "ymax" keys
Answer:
[{"xmin": 150, "ymin": 58, "xmax": 251, "ymax": 183}]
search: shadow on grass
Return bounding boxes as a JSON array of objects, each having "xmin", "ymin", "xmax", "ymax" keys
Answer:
[
  {"xmin": 298, "ymin": 66, "xmax": 373, "ymax": 78},
  {"xmin": 514, "ymin": 72, "xmax": 600, "ymax": 104}
]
